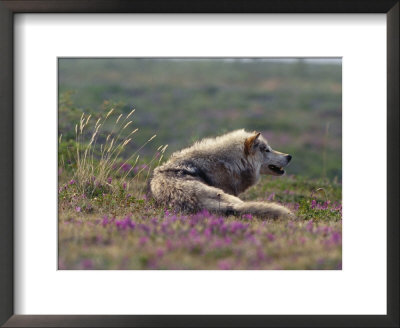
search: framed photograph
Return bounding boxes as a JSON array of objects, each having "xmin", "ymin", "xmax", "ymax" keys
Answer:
[{"xmin": 1, "ymin": 1, "xmax": 398, "ymax": 327}]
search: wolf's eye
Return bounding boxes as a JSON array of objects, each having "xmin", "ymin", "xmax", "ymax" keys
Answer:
[{"xmin": 260, "ymin": 146, "xmax": 270, "ymax": 152}]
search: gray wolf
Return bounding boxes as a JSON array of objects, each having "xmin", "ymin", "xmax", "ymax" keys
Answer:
[{"xmin": 149, "ymin": 129, "xmax": 293, "ymax": 219}]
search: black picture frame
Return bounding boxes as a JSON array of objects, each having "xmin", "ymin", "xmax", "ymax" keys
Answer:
[{"xmin": 0, "ymin": 1, "xmax": 398, "ymax": 327}]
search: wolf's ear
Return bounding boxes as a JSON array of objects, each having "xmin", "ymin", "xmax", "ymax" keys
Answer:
[{"xmin": 244, "ymin": 132, "xmax": 261, "ymax": 155}]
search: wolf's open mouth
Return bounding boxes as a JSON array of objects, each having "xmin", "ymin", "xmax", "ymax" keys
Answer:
[{"xmin": 268, "ymin": 165, "xmax": 285, "ymax": 175}]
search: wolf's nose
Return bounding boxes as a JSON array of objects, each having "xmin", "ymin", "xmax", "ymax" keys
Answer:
[{"xmin": 286, "ymin": 155, "xmax": 292, "ymax": 162}]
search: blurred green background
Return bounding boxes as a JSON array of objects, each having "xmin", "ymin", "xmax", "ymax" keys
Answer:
[{"xmin": 58, "ymin": 58, "xmax": 341, "ymax": 180}]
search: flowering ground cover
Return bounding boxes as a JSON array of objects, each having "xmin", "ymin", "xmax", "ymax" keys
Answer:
[{"xmin": 58, "ymin": 173, "xmax": 342, "ymax": 270}]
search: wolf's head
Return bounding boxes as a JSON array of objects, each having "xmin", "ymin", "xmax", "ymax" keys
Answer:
[{"xmin": 244, "ymin": 132, "xmax": 292, "ymax": 176}]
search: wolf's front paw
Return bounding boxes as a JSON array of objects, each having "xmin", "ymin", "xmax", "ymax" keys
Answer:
[
  {"xmin": 285, "ymin": 210, "xmax": 297, "ymax": 220},
  {"xmin": 264, "ymin": 204, "xmax": 293, "ymax": 220},
  {"xmin": 276, "ymin": 206, "xmax": 295, "ymax": 220}
]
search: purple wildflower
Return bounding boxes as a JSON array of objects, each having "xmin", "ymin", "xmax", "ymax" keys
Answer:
[
  {"xmin": 218, "ymin": 260, "xmax": 232, "ymax": 270},
  {"xmin": 266, "ymin": 233, "xmax": 276, "ymax": 242},
  {"xmin": 115, "ymin": 216, "xmax": 135, "ymax": 231},
  {"xmin": 230, "ymin": 221, "xmax": 248, "ymax": 234},
  {"xmin": 161, "ymin": 222, "xmax": 169, "ymax": 234},
  {"xmin": 242, "ymin": 213, "xmax": 253, "ymax": 220},
  {"xmin": 139, "ymin": 223, "xmax": 150, "ymax": 234},
  {"xmin": 166, "ymin": 239, "xmax": 174, "ymax": 251},
  {"xmin": 331, "ymin": 231, "xmax": 341, "ymax": 244},
  {"xmin": 121, "ymin": 163, "xmax": 131, "ymax": 172},
  {"xmin": 306, "ymin": 220, "xmax": 314, "ymax": 232},
  {"xmin": 224, "ymin": 237, "xmax": 232, "ymax": 245},
  {"xmin": 139, "ymin": 236, "xmax": 148, "ymax": 246},
  {"xmin": 213, "ymin": 239, "xmax": 224, "ymax": 248},
  {"xmin": 102, "ymin": 216, "xmax": 109, "ymax": 227},
  {"xmin": 220, "ymin": 223, "xmax": 228, "ymax": 235},
  {"xmin": 204, "ymin": 227, "xmax": 212, "ymax": 238},
  {"xmin": 199, "ymin": 209, "xmax": 211, "ymax": 218},
  {"xmin": 311, "ymin": 199, "xmax": 317, "ymax": 209},
  {"xmin": 257, "ymin": 248, "xmax": 266, "ymax": 261},
  {"xmin": 81, "ymin": 259, "xmax": 93, "ymax": 269}
]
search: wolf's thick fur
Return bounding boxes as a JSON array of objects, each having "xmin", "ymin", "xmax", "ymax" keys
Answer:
[{"xmin": 150, "ymin": 129, "xmax": 293, "ymax": 219}]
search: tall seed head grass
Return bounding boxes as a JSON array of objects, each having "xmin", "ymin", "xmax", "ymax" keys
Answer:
[{"xmin": 66, "ymin": 108, "xmax": 166, "ymax": 199}]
